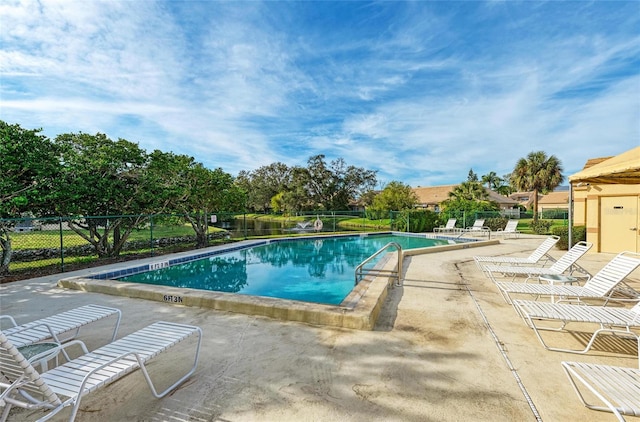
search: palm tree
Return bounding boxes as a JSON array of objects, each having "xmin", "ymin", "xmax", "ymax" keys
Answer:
[
  {"xmin": 448, "ymin": 180, "xmax": 489, "ymax": 201},
  {"xmin": 511, "ymin": 151, "xmax": 564, "ymax": 220},
  {"xmin": 481, "ymin": 171, "xmax": 502, "ymax": 190},
  {"xmin": 495, "ymin": 182, "xmax": 513, "ymax": 196}
]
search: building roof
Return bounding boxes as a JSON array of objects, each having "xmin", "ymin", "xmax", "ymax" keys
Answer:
[
  {"xmin": 538, "ymin": 191, "xmax": 569, "ymax": 205},
  {"xmin": 413, "ymin": 185, "xmax": 517, "ymax": 207},
  {"xmin": 486, "ymin": 189, "xmax": 518, "ymax": 206},
  {"xmin": 582, "ymin": 156, "xmax": 613, "ymax": 169},
  {"xmin": 413, "ymin": 185, "xmax": 456, "ymax": 206},
  {"xmin": 569, "ymin": 146, "xmax": 640, "ymax": 185}
]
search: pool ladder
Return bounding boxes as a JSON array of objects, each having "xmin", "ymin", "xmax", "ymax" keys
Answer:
[{"xmin": 355, "ymin": 242, "xmax": 403, "ymax": 287}]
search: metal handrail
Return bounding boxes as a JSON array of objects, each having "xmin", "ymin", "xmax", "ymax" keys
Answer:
[{"xmin": 355, "ymin": 242, "xmax": 403, "ymax": 287}]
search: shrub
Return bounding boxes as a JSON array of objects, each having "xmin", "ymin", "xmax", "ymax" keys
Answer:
[
  {"xmin": 530, "ymin": 219, "xmax": 553, "ymax": 235},
  {"xmin": 394, "ymin": 209, "xmax": 439, "ymax": 232},
  {"xmin": 552, "ymin": 225, "xmax": 586, "ymax": 250},
  {"xmin": 484, "ymin": 217, "xmax": 509, "ymax": 232},
  {"xmin": 366, "ymin": 209, "xmax": 389, "ymax": 220}
]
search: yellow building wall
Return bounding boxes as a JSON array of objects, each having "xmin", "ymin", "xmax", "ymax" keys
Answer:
[{"xmin": 572, "ymin": 183, "xmax": 640, "ymax": 253}]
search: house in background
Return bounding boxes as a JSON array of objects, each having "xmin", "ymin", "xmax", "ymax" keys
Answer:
[
  {"xmin": 413, "ymin": 185, "xmax": 518, "ymax": 212},
  {"xmin": 569, "ymin": 146, "xmax": 640, "ymax": 253},
  {"xmin": 509, "ymin": 191, "xmax": 536, "ymax": 210},
  {"xmin": 510, "ymin": 189, "xmax": 569, "ymax": 215},
  {"xmin": 413, "ymin": 185, "xmax": 456, "ymax": 211},
  {"xmin": 537, "ymin": 190, "xmax": 569, "ymax": 215}
]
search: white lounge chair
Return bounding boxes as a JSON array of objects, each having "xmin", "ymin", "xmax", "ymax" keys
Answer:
[
  {"xmin": 463, "ymin": 219, "xmax": 489, "ymax": 236},
  {"xmin": 0, "ymin": 321, "xmax": 202, "ymax": 422},
  {"xmin": 484, "ymin": 241, "xmax": 593, "ymax": 285},
  {"xmin": 496, "ymin": 251, "xmax": 640, "ymax": 305},
  {"xmin": 0, "ymin": 304, "xmax": 121, "ymax": 348},
  {"xmin": 434, "ymin": 218, "xmax": 457, "ymax": 234},
  {"xmin": 561, "ymin": 361, "xmax": 640, "ymax": 421},
  {"xmin": 474, "ymin": 235, "xmax": 560, "ymax": 271},
  {"xmin": 495, "ymin": 219, "xmax": 520, "ymax": 239},
  {"xmin": 512, "ymin": 300, "xmax": 640, "ymax": 357}
]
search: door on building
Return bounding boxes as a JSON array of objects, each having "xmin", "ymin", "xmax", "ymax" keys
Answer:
[{"xmin": 600, "ymin": 196, "xmax": 639, "ymax": 253}]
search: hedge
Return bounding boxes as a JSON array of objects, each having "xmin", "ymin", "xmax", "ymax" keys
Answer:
[{"xmin": 552, "ymin": 226, "xmax": 587, "ymax": 250}]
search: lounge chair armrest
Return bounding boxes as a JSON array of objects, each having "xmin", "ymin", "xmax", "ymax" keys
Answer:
[
  {"xmin": 0, "ymin": 315, "xmax": 18, "ymax": 328},
  {"xmin": 8, "ymin": 322, "xmax": 64, "ymax": 345},
  {"xmin": 25, "ymin": 339, "xmax": 89, "ymax": 365},
  {"xmin": 604, "ymin": 297, "xmax": 640, "ymax": 305}
]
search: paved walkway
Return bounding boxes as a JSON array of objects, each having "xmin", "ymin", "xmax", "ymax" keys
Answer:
[{"xmin": 1, "ymin": 235, "xmax": 638, "ymax": 421}]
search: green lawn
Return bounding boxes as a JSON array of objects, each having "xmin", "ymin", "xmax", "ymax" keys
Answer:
[
  {"xmin": 516, "ymin": 218, "xmax": 567, "ymax": 234},
  {"xmin": 9, "ymin": 224, "xmax": 223, "ymax": 250}
]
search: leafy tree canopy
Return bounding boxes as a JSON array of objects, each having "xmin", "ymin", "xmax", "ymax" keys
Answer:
[
  {"xmin": 370, "ymin": 181, "xmax": 418, "ymax": 211},
  {"xmin": 0, "ymin": 121, "xmax": 61, "ymax": 217}
]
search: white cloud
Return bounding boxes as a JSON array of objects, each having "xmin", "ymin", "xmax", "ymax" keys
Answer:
[{"xmin": 1, "ymin": 0, "xmax": 638, "ymax": 187}]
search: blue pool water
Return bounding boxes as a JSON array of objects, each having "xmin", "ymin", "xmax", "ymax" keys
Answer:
[{"xmin": 118, "ymin": 234, "xmax": 455, "ymax": 305}]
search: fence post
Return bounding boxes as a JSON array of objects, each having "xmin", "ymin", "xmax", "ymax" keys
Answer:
[
  {"xmin": 149, "ymin": 214, "xmax": 154, "ymax": 256},
  {"xmin": 59, "ymin": 217, "xmax": 64, "ymax": 273}
]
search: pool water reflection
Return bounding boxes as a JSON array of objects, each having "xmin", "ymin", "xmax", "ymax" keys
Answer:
[{"xmin": 119, "ymin": 234, "xmax": 452, "ymax": 305}]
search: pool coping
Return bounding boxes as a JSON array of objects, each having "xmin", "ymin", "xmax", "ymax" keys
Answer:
[{"xmin": 58, "ymin": 234, "xmax": 499, "ymax": 330}]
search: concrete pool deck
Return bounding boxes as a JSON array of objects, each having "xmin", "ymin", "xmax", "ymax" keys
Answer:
[{"xmin": 1, "ymin": 235, "xmax": 639, "ymax": 421}]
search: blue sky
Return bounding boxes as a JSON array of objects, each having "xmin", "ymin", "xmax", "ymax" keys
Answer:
[{"xmin": 2, "ymin": 1, "xmax": 639, "ymax": 188}]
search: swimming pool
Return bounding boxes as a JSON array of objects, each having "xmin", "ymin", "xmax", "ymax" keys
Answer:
[
  {"xmin": 117, "ymin": 233, "xmax": 453, "ymax": 305},
  {"xmin": 59, "ymin": 232, "xmax": 498, "ymax": 329}
]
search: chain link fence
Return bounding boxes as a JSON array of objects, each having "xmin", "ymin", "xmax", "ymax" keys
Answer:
[
  {"xmin": 0, "ymin": 214, "xmax": 214, "ymax": 278},
  {"xmin": 2, "ymin": 208, "xmax": 570, "ymax": 280},
  {"xmin": 0, "ymin": 211, "xmax": 374, "ymax": 280}
]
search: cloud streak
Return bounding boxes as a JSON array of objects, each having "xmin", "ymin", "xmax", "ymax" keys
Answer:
[{"xmin": 1, "ymin": 0, "xmax": 638, "ymax": 188}]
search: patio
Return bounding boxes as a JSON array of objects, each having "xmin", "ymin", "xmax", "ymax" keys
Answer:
[{"xmin": 1, "ymin": 235, "xmax": 638, "ymax": 421}]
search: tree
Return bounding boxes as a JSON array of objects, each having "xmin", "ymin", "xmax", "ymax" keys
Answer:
[
  {"xmin": 511, "ymin": 151, "xmax": 564, "ymax": 220},
  {"xmin": 54, "ymin": 132, "xmax": 149, "ymax": 257},
  {"xmin": 495, "ymin": 173, "xmax": 513, "ymax": 196},
  {"xmin": 302, "ymin": 155, "xmax": 377, "ymax": 210},
  {"xmin": 178, "ymin": 165, "xmax": 244, "ymax": 247},
  {"xmin": 449, "ymin": 169, "xmax": 490, "ymax": 201},
  {"xmin": 449, "ymin": 181, "xmax": 488, "ymax": 202},
  {"xmin": 370, "ymin": 181, "xmax": 418, "ymax": 211},
  {"xmin": 481, "ymin": 171, "xmax": 502, "ymax": 190},
  {"xmin": 448, "ymin": 181, "xmax": 489, "ymax": 201},
  {"xmin": 147, "ymin": 151, "xmax": 245, "ymax": 247},
  {"xmin": 0, "ymin": 121, "xmax": 62, "ymax": 274},
  {"xmin": 236, "ymin": 162, "xmax": 291, "ymax": 212},
  {"xmin": 440, "ymin": 198, "xmax": 500, "ymax": 228},
  {"xmin": 281, "ymin": 166, "xmax": 311, "ymax": 213}
]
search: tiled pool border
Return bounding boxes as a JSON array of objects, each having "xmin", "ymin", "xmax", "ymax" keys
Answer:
[{"xmin": 58, "ymin": 233, "xmax": 499, "ymax": 330}]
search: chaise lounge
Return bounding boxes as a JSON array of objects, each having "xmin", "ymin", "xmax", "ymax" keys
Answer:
[
  {"xmin": 434, "ymin": 218, "xmax": 458, "ymax": 234},
  {"xmin": 512, "ymin": 300, "xmax": 640, "ymax": 358},
  {"xmin": 483, "ymin": 241, "xmax": 593, "ymax": 285},
  {"xmin": 0, "ymin": 321, "xmax": 202, "ymax": 422},
  {"xmin": 561, "ymin": 361, "xmax": 640, "ymax": 421},
  {"xmin": 474, "ymin": 235, "xmax": 560, "ymax": 271},
  {"xmin": 496, "ymin": 251, "xmax": 640, "ymax": 305},
  {"xmin": 495, "ymin": 219, "xmax": 520, "ymax": 239},
  {"xmin": 1, "ymin": 304, "xmax": 121, "ymax": 348}
]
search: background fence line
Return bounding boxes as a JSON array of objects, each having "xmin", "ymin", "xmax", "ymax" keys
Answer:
[{"xmin": 1, "ymin": 209, "xmax": 568, "ymax": 280}]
